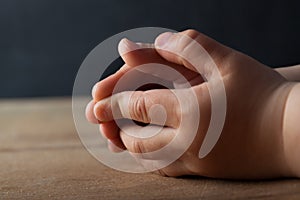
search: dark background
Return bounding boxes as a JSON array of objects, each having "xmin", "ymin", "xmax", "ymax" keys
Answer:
[{"xmin": 1, "ymin": 0, "xmax": 299, "ymax": 98}]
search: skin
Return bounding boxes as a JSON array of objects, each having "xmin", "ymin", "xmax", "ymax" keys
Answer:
[
  {"xmin": 276, "ymin": 65, "xmax": 300, "ymax": 82},
  {"xmin": 86, "ymin": 30, "xmax": 300, "ymax": 179}
]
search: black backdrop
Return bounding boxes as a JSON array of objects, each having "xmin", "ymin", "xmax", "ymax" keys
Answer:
[{"xmin": 1, "ymin": 0, "xmax": 299, "ymax": 97}]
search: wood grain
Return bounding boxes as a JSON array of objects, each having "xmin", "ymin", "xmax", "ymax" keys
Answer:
[{"xmin": 1, "ymin": 98, "xmax": 300, "ymax": 199}]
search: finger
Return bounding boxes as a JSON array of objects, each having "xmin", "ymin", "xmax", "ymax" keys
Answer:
[
  {"xmin": 92, "ymin": 65, "xmax": 173, "ymax": 100},
  {"xmin": 119, "ymin": 38, "xmax": 203, "ymax": 84},
  {"xmin": 154, "ymin": 29, "xmax": 233, "ymax": 77},
  {"xmin": 86, "ymin": 99, "xmax": 125, "ymax": 150},
  {"xmin": 99, "ymin": 120, "xmax": 126, "ymax": 151},
  {"xmin": 153, "ymin": 162, "xmax": 190, "ymax": 177},
  {"xmin": 85, "ymin": 100, "xmax": 99, "ymax": 124},
  {"xmin": 85, "ymin": 100, "xmax": 123, "ymax": 147},
  {"xmin": 92, "ymin": 39, "xmax": 203, "ymax": 101},
  {"xmin": 92, "ymin": 64, "xmax": 130, "ymax": 101},
  {"xmin": 189, "ymin": 83, "xmax": 212, "ymax": 151},
  {"xmin": 119, "ymin": 123, "xmax": 174, "ymax": 155},
  {"xmin": 107, "ymin": 140, "xmax": 125, "ymax": 153},
  {"xmin": 92, "ymin": 38, "xmax": 158, "ymax": 101},
  {"xmin": 99, "ymin": 120, "xmax": 120, "ymax": 140},
  {"xmin": 118, "ymin": 38, "xmax": 173, "ymax": 67},
  {"xmin": 94, "ymin": 89, "xmax": 180, "ymax": 128}
]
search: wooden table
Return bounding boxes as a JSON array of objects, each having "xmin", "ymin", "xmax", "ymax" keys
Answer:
[{"xmin": 1, "ymin": 98, "xmax": 300, "ymax": 199}]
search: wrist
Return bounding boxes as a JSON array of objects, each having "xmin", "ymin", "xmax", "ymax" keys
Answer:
[
  {"xmin": 275, "ymin": 65, "xmax": 300, "ymax": 82},
  {"xmin": 257, "ymin": 81, "xmax": 295, "ymax": 177},
  {"xmin": 282, "ymin": 82, "xmax": 300, "ymax": 177}
]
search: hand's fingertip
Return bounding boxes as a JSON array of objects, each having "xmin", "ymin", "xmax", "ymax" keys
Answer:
[
  {"xmin": 99, "ymin": 124, "xmax": 106, "ymax": 138},
  {"xmin": 92, "ymin": 83, "xmax": 98, "ymax": 99},
  {"xmin": 85, "ymin": 101, "xmax": 99, "ymax": 124},
  {"xmin": 118, "ymin": 38, "xmax": 140, "ymax": 56},
  {"xmin": 154, "ymin": 32, "xmax": 174, "ymax": 49},
  {"xmin": 99, "ymin": 121, "xmax": 120, "ymax": 140},
  {"xmin": 94, "ymin": 101, "xmax": 110, "ymax": 122},
  {"xmin": 107, "ymin": 140, "xmax": 125, "ymax": 153},
  {"xmin": 92, "ymin": 82, "xmax": 105, "ymax": 101}
]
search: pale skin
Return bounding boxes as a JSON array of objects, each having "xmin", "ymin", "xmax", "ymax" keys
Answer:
[{"xmin": 86, "ymin": 30, "xmax": 300, "ymax": 179}]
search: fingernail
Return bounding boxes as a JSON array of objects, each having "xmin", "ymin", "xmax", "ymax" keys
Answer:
[
  {"xmin": 118, "ymin": 38, "xmax": 140, "ymax": 56},
  {"xmin": 155, "ymin": 32, "xmax": 173, "ymax": 48}
]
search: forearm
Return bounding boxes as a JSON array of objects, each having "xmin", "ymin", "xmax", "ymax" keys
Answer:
[
  {"xmin": 283, "ymin": 83, "xmax": 300, "ymax": 177},
  {"xmin": 276, "ymin": 64, "xmax": 300, "ymax": 81}
]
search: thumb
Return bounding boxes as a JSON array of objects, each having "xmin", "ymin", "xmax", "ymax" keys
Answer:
[
  {"xmin": 154, "ymin": 29, "xmax": 233, "ymax": 78},
  {"xmin": 155, "ymin": 30, "xmax": 228, "ymax": 158}
]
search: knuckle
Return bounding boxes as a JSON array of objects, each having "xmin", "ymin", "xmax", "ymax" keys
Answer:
[
  {"xmin": 174, "ymin": 105, "xmax": 182, "ymax": 127},
  {"xmin": 130, "ymin": 92, "xmax": 150, "ymax": 122},
  {"xmin": 195, "ymin": 38, "xmax": 215, "ymax": 57},
  {"xmin": 182, "ymin": 29, "xmax": 200, "ymax": 38},
  {"xmin": 155, "ymin": 169, "xmax": 168, "ymax": 177},
  {"xmin": 132, "ymin": 139, "xmax": 145, "ymax": 154},
  {"xmin": 175, "ymin": 40, "xmax": 192, "ymax": 66},
  {"xmin": 175, "ymin": 31, "xmax": 201, "ymax": 66},
  {"xmin": 182, "ymin": 29, "xmax": 215, "ymax": 55}
]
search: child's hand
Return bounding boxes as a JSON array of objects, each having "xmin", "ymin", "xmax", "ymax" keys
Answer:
[{"xmin": 86, "ymin": 30, "xmax": 299, "ymax": 179}]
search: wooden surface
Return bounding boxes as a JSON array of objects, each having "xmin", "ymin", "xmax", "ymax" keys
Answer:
[{"xmin": 1, "ymin": 98, "xmax": 300, "ymax": 200}]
